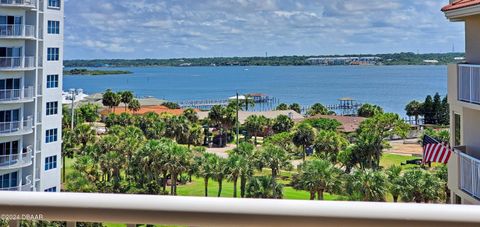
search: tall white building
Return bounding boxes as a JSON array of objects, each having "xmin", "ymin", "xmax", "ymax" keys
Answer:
[{"xmin": 0, "ymin": 0, "xmax": 63, "ymax": 192}]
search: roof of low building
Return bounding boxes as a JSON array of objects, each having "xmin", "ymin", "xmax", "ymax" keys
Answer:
[
  {"xmin": 442, "ymin": 0, "xmax": 480, "ymax": 11},
  {"xmin": 306, "ymin": 114, "xmax": 367, "ymax": 133},
  {"xmin": 197, "ymin": 110, "xmax": 304, "ymax": 124},
  {"xmin": 100, "ymin": 105, "xmax": 190, "ymax": 116}
]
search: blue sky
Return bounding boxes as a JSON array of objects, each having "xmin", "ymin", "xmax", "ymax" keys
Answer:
[{"xmin": 64, "ymin": 0, "xmax": 465, "ymax": 60}]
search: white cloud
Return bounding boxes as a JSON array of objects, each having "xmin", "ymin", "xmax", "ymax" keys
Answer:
[{"xmin": 64, "ymin": 0, "xmax": 464, "ymax": 59}]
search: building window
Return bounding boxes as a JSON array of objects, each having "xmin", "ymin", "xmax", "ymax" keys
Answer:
[
  {"xmin": 48, "ymin": 0, "xmax": 61, "ymax": 8},
  {"xmin": 454, "ymin": 113, "xmax": 461, "ymax": 146},
  {"xmin": 45, "ymin": 155, "xmax": 57, "ymax": 171},
  {"xmin": 45, "ymin": 128, "xmax": 58, "ymax": 143},
  {"xmin": 44, "ymin": 187, "xmax": 57, "ymax": 192},
  {"xmin": 47, "ymin": 48, "xmax": 59, "ymax": 61},
  {"xmin": 47, "ymin": 75, "xmax": 59, "ymax": 88},
  {"xmin": 46, "ymin": 101, "xmax": 58, "ymax": 116},
  {"xmin": 0, "ymin": 172, "xmax": 17, "ymax": 189},
  {"xmin": 47, "ymin": 21, "xmax": 60, "ymax": 34}
]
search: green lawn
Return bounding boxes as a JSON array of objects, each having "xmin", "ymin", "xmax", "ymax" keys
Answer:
[{"xmin": 380, "ymin": 153, "xmax": 416, "ymax": 169}]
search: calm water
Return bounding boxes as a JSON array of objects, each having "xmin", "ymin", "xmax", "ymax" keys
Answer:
[{"xmin": 63, "ymin": 65, "xmax": 447, "ymax": 116}]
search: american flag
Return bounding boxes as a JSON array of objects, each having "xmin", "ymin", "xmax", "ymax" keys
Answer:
[{"xmin": 422, "ymin": 134, "xmax": 452, "ymax": 164}]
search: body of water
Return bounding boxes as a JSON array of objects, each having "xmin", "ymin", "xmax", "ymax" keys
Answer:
[{"xmin": 63, "ymin": 65, "xmax": 447, "ymax": 116}]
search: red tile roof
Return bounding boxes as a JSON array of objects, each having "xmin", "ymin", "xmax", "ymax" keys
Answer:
[
  {"xmin": 442, "ymin": 0, "xmax": 480, "ymax": 11},
  {"xmin": 306, "ymin": 114, "xmax": 367, "ymax": 133}
]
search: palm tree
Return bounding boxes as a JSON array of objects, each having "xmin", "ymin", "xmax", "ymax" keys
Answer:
[
  {"xmin": 74, "ymin": 124, "xmax": 96, "ymax": 151},
  {"xmin": 357, "ymin": 103, "xmax": 384, "ymax": 118},
  {"xmin": 164, "ymin": 143, "xmax": 192, "ymax": 195},
  {"xmin": 258, "ymin": 144, "xmax": 290, "ymax": 179},
  {"xmin": 226, "ymin": 153, "xmax": 247, "ymax": 198},
  {"xmin": 272, "ymin": 114, "xmax": 294, "ymax": 134},
  {"xmin": 120, "ymin": 91, "xmax": 134, "ymax": 111},
  {"xmin": 232, "ymin": 142, "xmax": 256, "ymax": 198},
  {"xmin": 292, "ymin": 123, "xmax": 315, "ymax": 161},
  {"xmin": 313, "ymin": 130, "xmax": 348, "ymax": 163},
  {"xmin": 214, "ymin": 157, "xmax": 227, "ymax": 197},
  {"xmin": 243, "ymin": 115, "xmax": 267, "ymax": 145},
  {"xmin": 386, "ymin": 165, "xmax": 403, "ymax": 202},
  {"xmin": 187, "ymin": 124, "xmax": 204, "ymax": 149},
  {"xmin": 208, "ymin": 105, "xmax": 236, "ymax": 147},
  {"xmin": 183, "ymin": 108, "xmax": 199, "ymax": 123},
  {"xmin": 348, "ymin": 169, "xmax": 387, "ymax": 202},
  {"xmin": 401, "ymin": 169, "xmax": 441, "ymax": 203},
  {"xmin": 61, "ymin": 130, "xmax": 76, "ymax": 182},
  {"xmin": 306, "ymin": 103, "xmax": 329, "ymax": 116},
  {"xmin": 128, "ymin": 99, "xmax": 141, "ymax": 113},
  {"xmin": 276, "ymin": 103, "xmax": 289, "ymax": 111},
  {"xmin": 102, "ymin": 89, "xmax": 116, "ymax": 112},
  {"xmin": 197, "ymin": 153, "xmax": 218, "ymax": 197},
  {"xmin": 292, "ymin": 159, "xmax": 342, "ymax": 200},
  {"xmin": 289, "ymin": 103, "xmax": 302, "ymax": 114},
  {"xmin": 405, "ymin": 100, "xmax": 423, "ymax": 125},
  {"xmin": 246, "ymin": 176, "xmax": 283, "ymax": 199}
]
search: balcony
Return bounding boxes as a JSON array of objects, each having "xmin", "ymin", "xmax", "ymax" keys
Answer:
[
  {"xmin": 0, "ymin": 116, "xmax": 33, "ymax": 136},
  {"xmin": 0, "ymin": 24, "xmax": 35, "ymax": 39},
  {"xmin": 0, "ymin": 175, "xmax": 32, "ymax": 192},
  {"xmin": 0, "ymin": 56, "xmax": 35, "ymax": 71},
  {"xmin": 0, "ymin": 192, "xmax": 480, "ymax": 226},
  {"xmin": 0, "ymin": 146, "xmax": 32, "ymax": 170},
  {"xmin": 458, "ymin": 64, "xmax": 480, "ymax": 104},
  {"xmin": 0, "ymin": 86, "xmax": 34, "ymax": 103},
  {"xmin": 458, "ymin": 148, "xmax": 480, "ymax": 200},
  {"xmin": 0, "ymin": 0, "xmax": 36, "ymax": 9}
]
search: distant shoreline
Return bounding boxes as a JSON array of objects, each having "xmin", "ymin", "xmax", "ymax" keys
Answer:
[
  {"xmin": 64, "ymin": 68, "xmax": 132, "ymax": 76},
  {"xmin": 64, "ymin": 52, "xmax": 464, "ymax": 68}
]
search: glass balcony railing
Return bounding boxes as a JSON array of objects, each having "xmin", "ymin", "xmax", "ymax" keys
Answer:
[
  {"xmin": 0, "ymin": 56, "xmax": 35, "ymax": 70},
  {"xmin": 0, "ymin": 24, "xmax": 35, "ymax": 39},
  {"xmin": 458, "ymin": 148, "xmax": 480, "ymax": 199},
  {"xmin": 0, "ymin": 116, "xmax": 33, "ymax": 135},
  {"xmin": 0, "ymin": 86, "xmax": 34, "ymax": 103},
  {"xmin": 0, "ymin": 146, "xmax": 33, "ymax": 170},
  {"xmin": 0, "ymin": 0, "xmax": 36, "ymax": 8},
  {"xmin": 0, "ymin": 175, "xmax": 32, "ymax": 191},
  {"xmin": 458, "ymin": 64, "xmax": 480, "ymax": 104}
]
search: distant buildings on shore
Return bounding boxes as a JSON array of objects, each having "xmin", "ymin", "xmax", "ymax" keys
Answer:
[{"xmin": 306, "ymin": 56, "xmax": 382, "ymax": 66}]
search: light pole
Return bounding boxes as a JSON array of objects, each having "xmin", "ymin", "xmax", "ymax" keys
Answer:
[
  {"xmin": 68, "ymin": 88, "xmax": 81, "ymax": 130},
  {"xmin": 236, "ymin": 92, "xmax": 240, "ymax": 147}
]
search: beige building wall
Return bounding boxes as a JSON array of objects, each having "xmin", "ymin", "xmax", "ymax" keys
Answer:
[{"xmin": 465, "ymin": 15, "xmax": 480, "ymax": 64}]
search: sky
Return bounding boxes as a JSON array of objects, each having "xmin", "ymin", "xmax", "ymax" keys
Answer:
[{"xmin": 64, "ymin": 0, "xmax": 465, "ymax": 60}]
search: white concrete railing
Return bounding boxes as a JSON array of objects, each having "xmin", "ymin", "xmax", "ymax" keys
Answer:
[
  {"xmin": 0, "ymin": 175, "xmax": 32, "ymax": 192},
  {"xmin": 0, "ymin": 0, "xmax": 35, "ymax": 7},
  {"xmin": 0, "ymin": 56, "xmax": 35, "ymax": 69},
  {"xmin": 0, "ymin": 146, "xmax": 33, "ymax": 169},
  {"xmin": 1, "ymin": 192, "xmax": 480, "ymax": 226},
  {"xmin": 0, "ymin": 86, "xmax": 34, "ymax": 102},
  {"xmin": 0, "ymin": 24, "xmax": 35, "ymax": 38},
  {"xmin": 459, "ymin": 151, "xmax": 480, "ymax": 199},
  {"xmin": 458, "ymin": 64, "xmax": 480, "ymax": 104},
  {"xmin": 0, "ymin": 116, "xmax": 33, "ymax": 135}
]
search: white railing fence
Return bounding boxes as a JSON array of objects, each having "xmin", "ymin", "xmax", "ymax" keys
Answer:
[
  {"xmin": 460, "ymin": 152, "xmax": 480, "ymax": 199},
  {"xmin": 1, "ymin": 192, "xmax": 480, "ymax": 226},
  {"xmin": 458, "ymin": 64, "xmax": 480, "ymax": 104},
  {"xmin": 0, "ymin": 116, "xmax": 33, "ymax": 134},
  {"xmin": 0, "ymin": 147, "xmax": 32, "ymax": 168},
  {"xmin": 0, "ymin": 24, "xmax": 35, "ymax": 38},
  {"xmin": 0, "ymin": 86, "xmax": 34, "ymax": 102},
  {"xmin": 0, "ymin": 0, "xmax": 35, "ymax": 7},
  {"xmin": 0, "ymin": 56, "xmax": 35, "ymax": 69}
]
